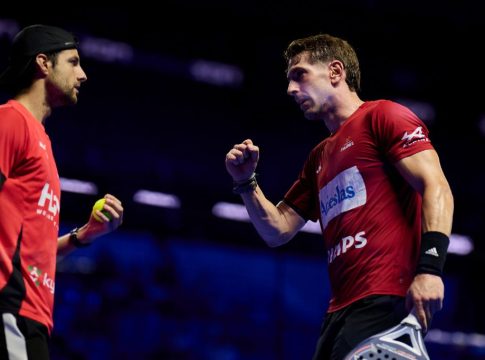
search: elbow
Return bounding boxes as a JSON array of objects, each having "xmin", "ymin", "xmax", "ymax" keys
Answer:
[{"xmin": 262, "ymin": 231, "xmax": 293, "ymax": 248}]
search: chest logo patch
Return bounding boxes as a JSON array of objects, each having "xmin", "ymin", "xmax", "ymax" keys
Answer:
[{"xmin": 319, "ymin": 166, "xmax": 367, "ymax": 229}]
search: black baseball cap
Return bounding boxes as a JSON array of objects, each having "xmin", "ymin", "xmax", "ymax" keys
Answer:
[{"xmin": 0, "ymin": 24, "xmax": 79, "ymax": 88}]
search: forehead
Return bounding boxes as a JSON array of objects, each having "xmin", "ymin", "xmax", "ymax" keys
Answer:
[
  {"xmin": 287, "ymin": 52, "xmax": 311, "ymax": 72},
  {"xmin": 56, "ymin": 48, "xmax": 80, "ymax": 59},
  {"xmin": 286, "ymin": 52, "xmax": 328, "ymax": 79}
]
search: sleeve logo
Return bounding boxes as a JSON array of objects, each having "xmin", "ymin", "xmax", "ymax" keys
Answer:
[{"xmin": 401, "ymin": 126, "xmax": 429, "ymax": 148}]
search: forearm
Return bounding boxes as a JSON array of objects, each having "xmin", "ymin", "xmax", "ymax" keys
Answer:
[
  {"xmin": 421, "ymin": 180, "xmax": 454, "ymax": 235},
  {"xmin": 240, "ymin": 185, "xmax": 302, "ymax": 247},
  {"xmin": 416, "ymin": 180, "xmax": 454, "ymax": 277},
  {"xmin": 57, "ymin": 233, "xmax": 74, "ymax": 256},
  {"xmin": 57, "ymin": 224, "xmax": 91, "ymax": 256}
]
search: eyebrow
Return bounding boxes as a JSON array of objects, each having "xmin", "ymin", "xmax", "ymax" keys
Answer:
[
  {"xmin": 68, "ymin": 55, "xmax": 80, "ymax": 62},
  {"xmin": 286, "ymin": 65, "xmax": 303, "ymax": 80}
]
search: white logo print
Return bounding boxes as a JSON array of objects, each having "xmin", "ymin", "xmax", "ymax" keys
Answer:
[
  {"xmin": 37, "ymin": 183, "xmax": 60, "ymax": 227},
  {"xmin": 43, "ymin": 273, "xmax": 55, "ymax": 294},
  {"xmin": 316, "ymin": 164, "xmax": 322, "ymax": 174},
  {"xmin": 328, "ymin": 231, "xmax": 367, "ymax": 264},
  {"xmin": 425, "ymin": 247, "xmax": 439, "ymax": 257},
  {"xmin": 401, "ymin": 126, "xmax": 429, "ymax": 148},
  {"xmin": 340, "ymin": 137, "xmax": 354, "ymax": 152},
  {"xmin": 39, "ymin": 141, "xmax": 46, "ymax": 150},
  {"xmin": 402, "ymin": 126, "xmax": 425, "ymax": 142},
  {"xmin": 319, "ymin": 166, "xmax": 367, "ymax": 229}
]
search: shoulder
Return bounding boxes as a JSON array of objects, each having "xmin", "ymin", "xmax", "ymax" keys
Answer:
[
  {"xmin": 0, "ymin": 102, "xmax": 31, "ymax": 145},
  {"xmin": 367, "ymin": 100, "xmax": 423, "ymax": 128},
  {"xmin": 0, "ymin": 101, "xmax": 28, "ymax": 129},
  {"xmin": 370, "ymin": 99, "xmax": 412, "ymax": 115}
]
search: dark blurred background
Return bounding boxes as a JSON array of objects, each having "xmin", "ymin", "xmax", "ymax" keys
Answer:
[{"xmin": 1, "ymin": 1, "xmax": 485, "ymax": 359}]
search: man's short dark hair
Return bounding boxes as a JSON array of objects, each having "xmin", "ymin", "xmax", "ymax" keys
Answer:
[
  {"xmin": 284, "ymin": 34, "xmax": 361, "ymax": 92},
  {"xmin": 0, "ymin": 24, "xmax": 78, "ymax": 94}
]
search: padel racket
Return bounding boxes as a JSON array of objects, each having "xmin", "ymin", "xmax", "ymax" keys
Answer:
[{"xmin": 344, "ymin": 311, "xmax": 430, "ymax": 360}]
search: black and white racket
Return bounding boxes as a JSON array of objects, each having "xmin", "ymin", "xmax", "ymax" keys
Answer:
[{"xmin": 344, "ymin": 311, "xmax": 430, "ymax": 360}]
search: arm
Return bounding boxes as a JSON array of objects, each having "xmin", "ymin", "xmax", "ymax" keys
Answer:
[
  {"xmin": 395, "ymin": 149, "xmax": 453, "ymax": 235},
  {"xmin": 394, "ymin": 149, "xmax": 454, "ymax": 332},
  {"xmin": 57, "ymin": 194, "xmax": 124, "ymax": 256},
  {"xmin": 225, "ymin": 139, "xmax": 306, "ymax": 247}
]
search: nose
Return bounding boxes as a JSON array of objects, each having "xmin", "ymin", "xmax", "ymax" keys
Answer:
[
  {"xmin": 287, "ymin": 81, "xmax": 298, "ymax": 96},
  {"xmin": 78, "ymin": 66, "xmax": 88, "ymax": 82}
]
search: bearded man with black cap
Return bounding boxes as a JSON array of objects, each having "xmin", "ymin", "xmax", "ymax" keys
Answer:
[{"xmin": 0, "ymin": 24, "xmax": 124, "ymax": 359}]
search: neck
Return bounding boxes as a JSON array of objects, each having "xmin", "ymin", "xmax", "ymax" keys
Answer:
[
  {"xmin": 323, "ymin": 91, "xmax": 364, "ymax": 134},
  {"xmin": 14, "ymin": 81, "xmax": 51, "ymax": 124}
]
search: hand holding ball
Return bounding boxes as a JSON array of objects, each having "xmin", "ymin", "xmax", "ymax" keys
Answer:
[{"xmin": 92, "ymin": 198, "xmax": 113, "ymax": 222}]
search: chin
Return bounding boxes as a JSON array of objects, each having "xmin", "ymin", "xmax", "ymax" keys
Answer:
[
  {"xmin": 66, "ymin": 93, "xmax": 78, "ymax": 105},
  {"xmin": 304, "ymin": 112, "xmax": 319, "ymax": 121}
]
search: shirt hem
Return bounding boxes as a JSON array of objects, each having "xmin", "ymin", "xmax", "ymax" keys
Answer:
[{"xmin": 327, "ymin": 289, "xmax": 407, "ymax": 313}]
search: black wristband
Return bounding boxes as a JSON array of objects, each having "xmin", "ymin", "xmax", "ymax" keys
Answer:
[
  {"xmin": 69, "ymin": 228, "xmax": 91, "ymax": 248},
  {"xmin": 232, "ymin": 173, "xmax": 257, "ymax": 195},
  {"xmin": 416, "ymin": 231, "xmax": 450, "ymax": 276}
]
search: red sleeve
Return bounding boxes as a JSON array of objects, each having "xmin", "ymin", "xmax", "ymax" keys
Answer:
[
  {"xmin": 0, "ymin": 107, "xmax": 28, "ymax": 181},
  {"xmin": 370, "ymin": 100, "xmax": 434, "ymax": 163},
  {"xmin": 283, "ymin": 147, "xmax": 321, "ymax": 222}
]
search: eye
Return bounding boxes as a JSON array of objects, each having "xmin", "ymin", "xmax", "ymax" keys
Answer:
[{"xmin": 293, "ymin": 69, "xmax": 305, "ymax": 81}]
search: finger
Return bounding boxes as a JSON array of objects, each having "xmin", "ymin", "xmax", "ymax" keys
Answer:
[
  {"xmin": 228, "ymin": 149, "xmax": 247, "ymax": 165},
  {"xmin": 233, "ymin": 144, "xmax": 248, "ymax": 154},
  {"xmin": 103, "ymin": 203, "xmax": 123, "ymax": 221},
  {"xmin": 246, "ymin": 144, "xmax": 259, "ymax": 161},
  {"xmin": 436, "ymin": 297, "xmax": 443, "ymax": 312},
  {"xmin": 226, "ymin": 152, "xmax": 237, "ymax": 161},
  {"xmin": 424, "ymin": 304, "xmax": 432, "ymax": 323},
  {"xmin": 415, "ymin": 304, "xmax": 428, "ymax": 332},
  {"xmin": 429, "ymin": 298, "xmax": 441, "ymax": 319},
  {"xmin": 104, "ymin": 196, "xmax": 123, "ymax": 220},
  {"xmin": 105, "ymin": 197, "xmax": 123, "ymax": 213},
  {"xmin": 94, "ymin": 209, "xmax": 112, "ymax": 223},
  {"xmin": 242, "ymin": 139, "xmax": 253, "ymax": 146},
  {"xmin": 226, "ymin": 156, "xmax": 241, "ymax": 166}
]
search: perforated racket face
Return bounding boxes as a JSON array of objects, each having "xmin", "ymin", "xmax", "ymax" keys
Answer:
[
  {"xmin": 348, "ymin": 342, "xmax": 421, "ymax": 360},
  {"xmin": 345, "ymin": 314, "xmax": 430, "ymax": 360}
]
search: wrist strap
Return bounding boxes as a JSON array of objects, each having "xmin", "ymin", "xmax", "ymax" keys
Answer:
[
  {"xmin": 69, "ymin": 227, "xmax": 91, "ymax": 248},
  {"xmin": 232, "ymin": 173, "xmax": 258, "ymax": 195},
  {"xmin": 416, "ymin": 231, "xmax": 449, "ymax": 276}
]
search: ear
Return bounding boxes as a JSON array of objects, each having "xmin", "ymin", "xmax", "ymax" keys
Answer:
[
  {"xmin": 328, "ymin": 60, "xmax": 345, "ymax": 85},
  {"xmin": 34, "ymin": 53, "xmax": 51, "ymax": 77}
]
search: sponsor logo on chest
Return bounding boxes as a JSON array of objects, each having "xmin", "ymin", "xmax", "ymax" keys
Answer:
[
  {"xmin": 36, "ymin": 183, "xmax": 60, "ymax": 229},
  {"xmin": 28, "ymin": 265, "xmax": 55, "ymax": 294},
  {"xmin": 340, "ymin": 137, "xmax": 354, "ymax": 152},
  {"xmin": 328, "ymin": 231, "xmax": 367, "ymax": 264},
  {"xmin": 319, "ymin": 166, "xmax": 367, "ymax": 229}
]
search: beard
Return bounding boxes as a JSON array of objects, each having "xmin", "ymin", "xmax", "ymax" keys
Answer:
[{"xmin": 45, "ymin": 77, "xmax": 78, "ymax": 108}]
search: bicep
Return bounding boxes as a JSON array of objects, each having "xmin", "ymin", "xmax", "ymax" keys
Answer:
[{"xmin": 394, "ymin": 149, "xmax": 448, "ymax": 194}]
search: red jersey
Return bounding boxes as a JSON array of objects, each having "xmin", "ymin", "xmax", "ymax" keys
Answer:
[
  {"xmin": 0, "ymin": 100, "xmax": 60, "ymax": 331},
  {"xmin": 284, "ymin": 100, "xmax": 434, "ymax": 312}
]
